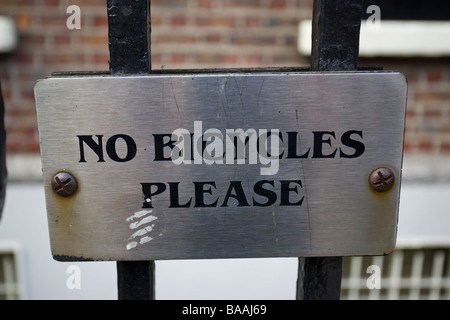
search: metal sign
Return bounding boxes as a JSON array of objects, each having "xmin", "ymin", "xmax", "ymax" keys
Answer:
[{"xmin": 34, "ymin": 71, "xmax": 407, "ymax": 261}]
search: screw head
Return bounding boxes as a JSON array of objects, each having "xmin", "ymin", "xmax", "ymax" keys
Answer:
[
  {"xmin": 51, "ymin": 172, "xmax": 78, "ymax": 197},
  {"xmin": 369, "ymin": 167, "xmax": 395, "ymax": 193}
]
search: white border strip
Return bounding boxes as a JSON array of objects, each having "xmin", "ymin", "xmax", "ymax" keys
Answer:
[
  {"xmin": 298, "ymin": 20, "xmax": 450, "ymax": 57},
  {"xmin": 0, "ymin": 16, "xmax": 17, "ymax": 54},
  {"xmin": 6, "ymin": 154, "xmax": 43, "ymax": 182},
  {"xmin": 396, "ymin": 237, "xmax": 450, "ymax": 249}
]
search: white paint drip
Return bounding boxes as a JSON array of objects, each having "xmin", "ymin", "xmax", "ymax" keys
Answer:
[
  {"xmin": 129, "ymin": 215, "xmax": 157, "ymax": 230},
  {"xmin": 126, "ymin": 242, "xmax": 137, "ymax": 250},
  {"xmin": 125, "ymin": 209, "xmax": 158, "ymax": 250},
  {"xmin": 126, "ymin": 209, "xmax": 153, "ymax": 221},
  {"xmin": 140, "ymin": 236, "xmax": 153, "ymax": 245},
  {"xmin": 129, "ymin": 225, "xmax": 154, "ymax": 240}
]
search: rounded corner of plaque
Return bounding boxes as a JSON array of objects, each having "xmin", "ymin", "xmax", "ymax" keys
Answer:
[
  {"xmin": 382, "ymin": 241, "xmax": 397, "ymax": 256},
  {"xmin": 395, "ymin": 72, "xmax": 408, "ymax": 87},
  {"xmin": 34, "ymin": 78, "xmax": 48, "ymax": 90}
]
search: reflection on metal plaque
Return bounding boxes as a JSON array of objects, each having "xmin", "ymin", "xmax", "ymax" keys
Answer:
[{"xmin": 34, "ymin": 71, "xmax": 407, "ymax": 261}]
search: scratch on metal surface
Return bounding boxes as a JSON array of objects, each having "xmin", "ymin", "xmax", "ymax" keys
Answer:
[
  {"xmin": 161, "ymin": 78, "xmax": 165, "ymax": 112},
  {"xmin": 257, "ymin": 77, "xmax": 266, "ymax": 112},
  {"xmin": 233, "ymin": 76, "xmax": 248, "ymax": 126},
  {"xmin": 271, "ymin": 207, "xmax": 277, "ymax": 228},
  {"xmin": 169, "ymin": 79, "xmax": 182, "ymax": 120},
  {"xmin": 293, "ymin": 108, "xmax": 312, "ymax": 252},
  {"xmin": 217, "ymin": 77, "xmax": 230, "ymax": 125},
  {"xmin": 272, "ymin": 206, "xmax": 279, "ymax": 246}
]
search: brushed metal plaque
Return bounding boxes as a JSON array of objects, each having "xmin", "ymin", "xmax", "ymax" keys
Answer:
[{"xmin": 34, "ymin": 71, "xmax": 407, "ymax": 261}]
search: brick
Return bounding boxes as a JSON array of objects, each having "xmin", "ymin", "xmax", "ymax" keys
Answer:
[
  {"xmin": 42, "ymin": 53, "xmax": 85, "ymax": 65},
  {"xmin": 170, "ymin": 54, "xmax": 186, "ymax": 64},
  {"xmin": 14, "ymin": 53, "xmax": 33, "ymax": 64},
  {"xmin": 416, "ymin": 92, "xmax": 450, "ymax": 102},
  {"xmin": 94, "ymin": 16, "xmax": 109, "ymax": 28},
  {"xmin": 54, "ymin": 35, "xmax": 71, "ymax": 45},
  {"xmin": 39, "ymin": 16, "xmax": 68, "ymax": 28},
  {"xmin": 223, "ymin": 0, "xmax": 261, "ymax": 8},
  {"xmin": 418, "ymin": 141, "xmax": 433, "ymax": 153},
  {"xmin": 285, "ymin": 34, "xmax": 297, "ymax": 47},
  {"xmin": 151, "ymin": 53, "xmax": 163, "ymax": 66},
  {"xmin": 440, "ymin": 142, "xmax": 450, "ymax": 154},
  {"xmin": 197, "ymin": 0, "xmax": 214, "ymax": 9},
  {"xmin": 0, "ymin": 0, "xmax": 34, "ymax": 6},
  {"xmin": 1, "ymin": 88, "xmax": 11, "ymax": 100},
  {"xmin": 427, "ymin": 71, "xmax": 442, "ymax": 83},
  {"xmin": 230, "ymin": 34, "xmax": 277, "ymax": 46},
  {"xmin": 171, "ymin": 16, "xmax": 188, "ymax": 27},
  {"xmin": 195, "ymin": 53, "xmax": 218, "ymax": 64},
  {"xmin": 153, "ymin": 0, "xmax": 188, "ymax": 8},
  {"xmin": 80, "ymin": 34, "xmax": 108, "ymax": 46},
  {"xmin": 45, "ymin": 0, "xmax": 60, "ymax": 7},
  {"xmin": 19, "ymin": 34, "xmax": 46, "ymax": 47},
  {"xmin": 94, "ymin": 54, "xmax": 110, "ymax": 65},
  {"xmin": 246, "ymin": 16, "xmax": 262, "ymax": 28},
  {"xmin": 21, "ymin": 89, "xmax": 35, "ymax": 102},
  {"xmin": 15, "ymin": 13, "xmax": 32, "ymax": 30},
  {"xmin": 403, "ymin": 141, "xmax": 413, "ymax": 154},
  {"xmin": 194, "ymin": 52, "xmax": 240, "ymax": 66},
  {"xmin": 195, "ymin": 16, "xmax": 236, "ymax": 28},
  {"xmin": 205, "ymin": 34, "xmax": 221, "ymax": 43},
  {"xmin": 153, "ymin": 34, "xmax": 196, "ymax": 45},
  {"xmin": 270, "ymin": 0, "xmax": 287, "ymax": 9},
  {"xmin": 223, "ymin": 54, "xmax": 239, "ymax": 64},
  {"xmin": 247, "ymin": 54, "xmax": 263, "ymax": 65},
  {"xmin": 423, "ymin": 108, "xmax": 443, "ymax": 118}
]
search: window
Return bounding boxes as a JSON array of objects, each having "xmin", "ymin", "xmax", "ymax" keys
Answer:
[
  {"xmin": 341, "ymin": 248, "xmax": 450, "ymax": 300},
  {"xmin": 0, "ymin": 247, "xmax": 21, "ymax": 300}
]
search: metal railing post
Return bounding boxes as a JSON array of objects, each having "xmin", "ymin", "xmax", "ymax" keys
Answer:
[
  {"xmin": 296, "ymin": 0, "xmax": 363, "ymax": 300},
  {"xmin": 107, "ymin": 0, "xmax": 154, "ymax": 300}
]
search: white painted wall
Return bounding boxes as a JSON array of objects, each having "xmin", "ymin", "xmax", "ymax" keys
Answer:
[
  {"xmin": 1, "ymin": 179, "xmax": 449, "ymax": 300},
  {"xmin": 0, "ymin": 183, "xmax": 299, "ymax": 299},
  {"xmin": 0, "ymin": 184, "xmax": 117, "ymax": 299}
]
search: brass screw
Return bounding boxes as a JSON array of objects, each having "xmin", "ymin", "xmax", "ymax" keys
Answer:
[
  {"xmin": 51, "ymin": 172, "xmax": 78, "ymax": 197},
  {"xmin": 369, "ymin": 167, "xmax": 395, "ymax": 193}
]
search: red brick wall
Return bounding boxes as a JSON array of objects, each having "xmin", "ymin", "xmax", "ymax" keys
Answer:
[
  {"xmin": 151, "ymin": 0, "xmax": 312, "ymax": 68},
  {"xmin": 0, "ymin": 0, "xmax": 449, "ymax": 158},
  {"xmin": 0, "ymin": 0, "xmax": 111, "ymax": 153}
]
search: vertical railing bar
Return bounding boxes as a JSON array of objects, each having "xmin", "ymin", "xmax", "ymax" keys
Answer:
[
  {"xmin": 388, "ymin": 250, "xmax": 403, "ymax": 300},
  {"xmin": 347, "ymin": 256, "xmax": 362, "ymax": 300},
  {"xmin": 106, "ymin": 0, "xmax": 154, "ymax": 300},
  {"xmin": 367, "ymin": 256, "xmax": 383, "ymax": 300},
  {"xmin": 409, "ymin": 250, "xmax": 424, "ymax": 300},
  {"xmin": 107, "ymin": 0, "xmax": 151, "ymax": 74},
  {"xmin": 297, "ymin": 0, "xmax": 363, "ymax": 300},
  {"xmin": 445, "ymin": 250, "xmax": 450, "ymax": 300},
  {"xmin": 429, "ymin": 250, "xmax": 445, "ymax": 300}
]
